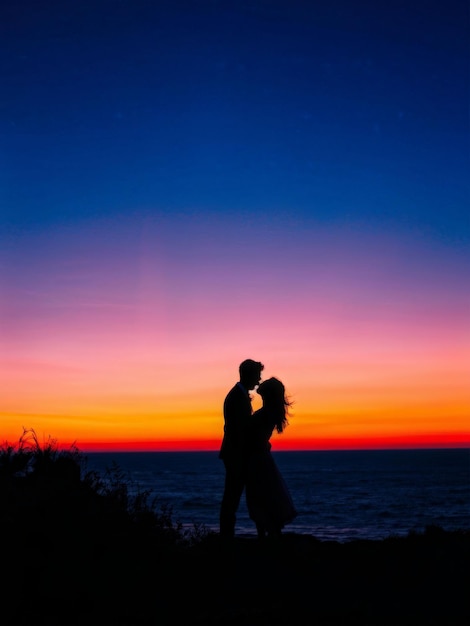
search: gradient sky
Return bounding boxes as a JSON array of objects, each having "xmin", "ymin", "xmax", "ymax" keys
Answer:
[{"xmin": 1, "ymin": 0, "xmax": 469, "ymax": 451}]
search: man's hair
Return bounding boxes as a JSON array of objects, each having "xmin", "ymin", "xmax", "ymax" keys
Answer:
[{"xmin": 239, "ymin": 359, "xmax": 264, "ymax": 377}]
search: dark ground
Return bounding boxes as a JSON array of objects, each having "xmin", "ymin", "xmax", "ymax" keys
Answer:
[
  {"xmin": 4, "ymin": 527, "xmax": 469, "ymax": 625},
  {"xmin": 1, "ymin": 443, "xmax": 468, "ymax": 626}
]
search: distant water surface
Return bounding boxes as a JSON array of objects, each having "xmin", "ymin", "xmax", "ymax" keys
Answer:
[{"xmin": 84, "ymin": 449, "xmax": 470, "ymax": 542}]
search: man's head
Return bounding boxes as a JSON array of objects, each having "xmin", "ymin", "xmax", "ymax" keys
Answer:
[{"xmin": 239, "ymin": 359, "xmax": 264, "ymax": 391}]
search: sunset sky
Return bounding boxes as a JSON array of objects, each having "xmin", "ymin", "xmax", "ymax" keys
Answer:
[{"xmin": 1, "ymin": 1, "xmax": 469, "ymax": 451}]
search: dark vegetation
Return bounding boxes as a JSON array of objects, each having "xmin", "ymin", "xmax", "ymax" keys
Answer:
[{"xmin": 1, "ymin": 429, "xmax": 468, "ymax": 625}]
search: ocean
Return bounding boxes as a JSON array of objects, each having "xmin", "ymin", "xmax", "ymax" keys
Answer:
[{"xmin": 83, "ymin": 448, "xmax": 470, "ymax": 542}]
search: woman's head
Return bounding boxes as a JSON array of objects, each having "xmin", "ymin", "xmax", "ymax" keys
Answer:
[{"xmin": 256, "ymin": 377, "xmax": 291, "ymax": 433}]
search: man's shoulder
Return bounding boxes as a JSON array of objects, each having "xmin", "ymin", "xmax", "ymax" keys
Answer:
[
  {"xmin": 224, "ymin": 383, "xmax": 248, "ymax": 409},
  {"xmin": 225, "ymin": 383, "xmax": 243, "ymax": 399}
]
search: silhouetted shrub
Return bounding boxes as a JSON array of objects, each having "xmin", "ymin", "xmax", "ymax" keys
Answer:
[{"xmin": 0, "ymin": 427, "xmax": 198, "ymax": 551}]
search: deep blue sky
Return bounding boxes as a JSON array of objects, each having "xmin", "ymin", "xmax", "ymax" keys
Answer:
[
  {"xmin": 1, "ymin": 0, "xmax": 468, "ymax": 243},
  {"xmin": 1, "ymin": 1, "xmax": 469, "ymax": 448}
]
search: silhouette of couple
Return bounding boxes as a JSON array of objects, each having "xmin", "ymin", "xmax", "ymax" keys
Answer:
[{"xmin": 219, "ymin": 359, "xmax": 297, "ymax": 539}]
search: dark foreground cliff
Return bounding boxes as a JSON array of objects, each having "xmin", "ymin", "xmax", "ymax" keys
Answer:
[
  {"xmin": 3, "ymin": 527, "xmax": 469, "ymax": 625},
  {"xmin": 1, "ymin": 433, "xmax": 468, "ymax": 625}
]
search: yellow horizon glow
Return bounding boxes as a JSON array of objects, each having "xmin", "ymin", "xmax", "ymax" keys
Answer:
[{"xmin": 2, "ymin": 373, "xmax": 468, "ymax": 451}]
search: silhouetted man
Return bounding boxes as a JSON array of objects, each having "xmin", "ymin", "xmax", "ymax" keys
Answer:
[{"xmin": 219, "ymin": 358, "xmax": 264, "ymax": 539}]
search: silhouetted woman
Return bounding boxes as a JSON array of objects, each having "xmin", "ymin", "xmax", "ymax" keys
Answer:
[{"xmin": 246, "ymin": 377, "xmax": 297, "ymax": 538}]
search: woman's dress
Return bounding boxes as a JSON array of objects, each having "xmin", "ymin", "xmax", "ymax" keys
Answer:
[{"xmin": 245, "ymin": 408, "xmax": 297, "ymax": 533}]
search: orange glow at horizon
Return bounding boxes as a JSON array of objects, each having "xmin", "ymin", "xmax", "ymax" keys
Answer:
[
  {"xmin": 2, "ymin": 332, "xmax": 469, "ymax": 451},
  {"xmin": 3, "ymin": 344, "xmax": 469, "ymax": 452},
  {"xmin": 2, "ymin": 222, "xmax": 469, "ymax": 453},
  {"xmin": 2, "ymin": 389, "xmax": 469, "ymax": 452}
]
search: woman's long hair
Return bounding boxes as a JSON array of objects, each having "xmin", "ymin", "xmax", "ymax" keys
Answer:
[{"xmin": 257, "ymin": 377, "xmax": 292, "ymax": 433}]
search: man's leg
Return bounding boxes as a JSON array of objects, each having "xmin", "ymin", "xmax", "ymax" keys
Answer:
[
  {"xmin": 219, "ymin": 462, "xmax": 245, "ymax": 538},
  {"xmin": 256, "ymin": 523, "xmax": 266, "ymax": 539}
]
